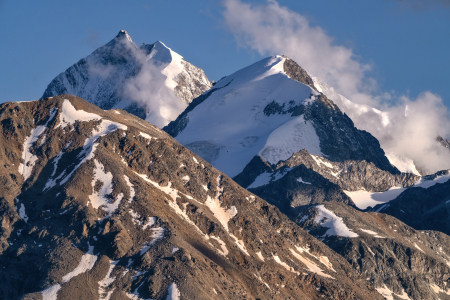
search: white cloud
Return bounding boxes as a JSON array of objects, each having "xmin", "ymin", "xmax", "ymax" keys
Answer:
[
  {"xmin": 222, "ymin": 0, "xmax": 450, "ymax": 174},
  {"xmin": 120, "ymin": 41, "xmax": 186, "ymax": 128}
]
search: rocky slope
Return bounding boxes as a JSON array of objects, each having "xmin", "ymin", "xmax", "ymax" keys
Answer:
[
  {"xmin": 42, "ymin": 30, "xmax": 212, "ymax": 127},
  {"xmin": 296, "ymin": 202, "xmax": 450, "ymax": 300},
  {"xmin": 0, "ymin": 95, "xmax": 385, "ymax": 300},
  {"xmin": 438, "ymin": 136, "xmax": 450, "ymax": 150},
  {"xmin": 373, "ymin": 170, "xmax": 450, "ymax": 236}
]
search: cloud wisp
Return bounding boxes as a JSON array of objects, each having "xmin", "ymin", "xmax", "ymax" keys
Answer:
[
  {"xmin": 120, "ymin": 40, "xmax": 186, "ymax": 128},
  {"xmin": 222, "ymin": 0, "xmax": 450, "ymax": 174},
  {"xmin": 86, "ymin": 36, "xmax": 186, "ymax": 128}
]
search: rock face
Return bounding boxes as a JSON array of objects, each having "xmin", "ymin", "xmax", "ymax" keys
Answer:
[
  {"xmin": 234, "ymin": 149, "xmax": 420, "ymax": 217},
  {"xmin": 296, "ymin": 202, "xmax": 450, "ymax": 300},
  {"xmin": 282, "ymin": 56, "xmax": 317, "ymax": 92},
  {"xmin": 0, "ymin": 96, "xmax": 385, "ymax": 299},
  {"xmin": 42, "ymin": 30, "xmax": 212, "ymax": 127},
  {"xmin": 438, "ymin": 136, "xmax": 450, "ymax": 150},
  {"xmin": 373, "ymin": 170, "xmax": 450, "ymax": 235}
]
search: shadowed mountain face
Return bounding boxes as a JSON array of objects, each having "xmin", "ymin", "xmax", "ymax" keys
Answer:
[
  {"xmin": 42, "ymin": 30, "xmax": 212, "ymax": 128},
  {"xmin": 0, "ymin": 95, "xmax": 385, "ymax": 300}
]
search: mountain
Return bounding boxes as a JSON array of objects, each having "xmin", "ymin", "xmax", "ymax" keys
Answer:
[
  {"xmin": 164, "ymin": 55, "xmax": 396, "ymax": 178},
  {"xmin": 42, "ymin": 30, "xmax": 212, "ymax": 128},
  {"xmin": 0, "ymin": 95, "xmax": 385, "ymax": 299},
  {"xmin": 163, "ymin": 55, "xmax": 450, "ymax": 299}
]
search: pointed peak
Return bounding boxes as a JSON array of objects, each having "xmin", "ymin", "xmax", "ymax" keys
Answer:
[
  {"xmin": 115, "ymin": 30, "xmax": 133, "ymax": 42},
  {"xmin": 153, "ymin": 40, "xmax": 170, "ymax": 49}
]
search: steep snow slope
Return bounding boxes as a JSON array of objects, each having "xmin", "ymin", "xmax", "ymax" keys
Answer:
[
  {"xmin": 167, "ymin": 56, "xmax": 319, "ymax": 176},
  {"xmin": 42, "ymin": 30, "xmax": 212, "ymax": 128}
]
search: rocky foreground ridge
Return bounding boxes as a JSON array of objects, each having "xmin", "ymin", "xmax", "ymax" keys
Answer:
[{"xmin": 0, "ymin": 95, "xmax": 388, "ymax": 300}]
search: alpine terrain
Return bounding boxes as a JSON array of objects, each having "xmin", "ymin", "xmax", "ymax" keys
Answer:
[
  {"xmin": 0, "ymin": 95, "xmax": 386, "ymax": 299},
  {"xmin": 42, "ymin": 30, "xmax": 212, "ymax": 128},
  {"xmin": 164, "ymin": 54, "xmax": 450, "ymax": 299},
  {"xmin": 3, "ymin": 29, "xmax": 450, "ymax": 300}
]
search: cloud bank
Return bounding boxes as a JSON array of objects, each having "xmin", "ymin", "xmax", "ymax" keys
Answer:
[{"xmin": 222, "ymin": 0, "xmax": 450, "ymax": 174}]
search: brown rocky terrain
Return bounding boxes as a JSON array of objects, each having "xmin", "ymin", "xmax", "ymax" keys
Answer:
[{"xmin": 0, "ymin": 95, "xmax": 384, "ymax": 300}]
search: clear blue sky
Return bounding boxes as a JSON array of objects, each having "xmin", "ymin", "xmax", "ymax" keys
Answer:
[{"xmin": 0, "ymin": 0, "xmax": 449, "ymax": 108}]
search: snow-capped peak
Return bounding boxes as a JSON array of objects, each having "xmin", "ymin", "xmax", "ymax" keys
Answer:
[
  {"xmin": 42, "ymin": 31, "xmax": 212, "ymax": 128},
  {"xmin": 167, "ymin": 55, "xmax": 321, "ymax": 176},
  {"xmin": 116, "ymin": 29, "xmax": 133, "ymax": 43}
]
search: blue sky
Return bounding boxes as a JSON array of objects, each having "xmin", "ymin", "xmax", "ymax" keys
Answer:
[{"xmin": 0, "ymin": 0, "xmax": 449, "ymax": 108}]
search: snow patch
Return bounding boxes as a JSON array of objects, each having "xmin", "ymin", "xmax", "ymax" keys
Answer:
[
  {"xmin": 18, "ymin": 203, "xmax": 28, "ymax": 223},
  {"xmin": 41, "ymin": 284, "xmax": 62, "ymax": 300},
  {"xmin": 60, "ymin": 119, "xmax": 127, "ymax": 185},
  {"xmin": 124, "ymin": 175, "xmax": 135, "ymax": 202},
  {"xmin": 386, "ymin": 152, "xmax": 420, "ymax": 176},
  {"xmin": 310, "ymin": 154, "xmax": 334, "ymax": 169},
  {"xmin": 414, "ymin": 173, "xmax": 450, "ymax": 189},
  {"xmin": 256, "ymin": 251, "xmax": 265, "ymax": 261},
  {"xmin": 414, "ymin": 243, "xmax": 425, "ymax": 253},
  {"xmin": 260, "ymin": 115, "xmax": 322, "ymax": 164},
  {"xmin": 166, "ymin": 282, "xmax": 181, "ymax": 300},
  {"xmin": 19, "ymin": 107, "xmax": 57, "ymax": 180},
  {"xmin": 297, "ymin": 177, "xmax": 311, "ymax": 185},
  {"xmin": 376, "ymin": 285, "xmax": 412, "ymax": 300},
  {"xmin": 247, "ymin": 172, "xmax": 272, "ymax": 189},
  {"xmin": 272, "ymin": 255, "xmax": 299, "ymax": 275},
  {"xmin": 42, "ymin": 244, "xmax": 98, "ymax": 299},
  {"xmin": 129, "ymin": 209, "xmax": 156, "ymax": 230},
  {"xmin": 99, "ymin": 260, "xmax": 119, "ymax": 300},
  {"xmin": 139, "ymin": 227, "xmax": 165, "ymax": 255},
  {"xmin": 89, "ymin": 160, "xmax": 119, "ymax": 219},
  {"xmin": 205, "ymin": 176, "xmax": 237, "ymax": 232},
  {"xmin": 254, "ymin": 274, "xmax": 271, "ymax": 290},
  {"xmin": 56, "ymin": 99, "xmax": 101, "ymax": 129},
  {"xmin": 294, "ymin": 245, "xmax": 335, "ymax": 272},
  {"xmin": 139, "ymin": 132, "xmax": 152, "ymax": 140},
  {"xmin": 344, "ymin": 187, "xmax": 406, "ymax": 210},
  {"xmin": 210, "ymin": 236, "xmax": 229, "ymax": 256},
  {"xmin": 314, "ymin": 205, "xmax": 358, "ymax": 238},
  {"xmin": 135, "ymin": 173, "xmax": 209, "ymax": 239},
  {"xmin": 360, "ymin": 229, "xmax": 385, "ymax": 238},
  {"xmin": 289, "ymin": 248, "xmax": 333, "ymax": 279},
  {"xmin": 62, "ymin": 245, "xmax": 98, "ymax": 282}
]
